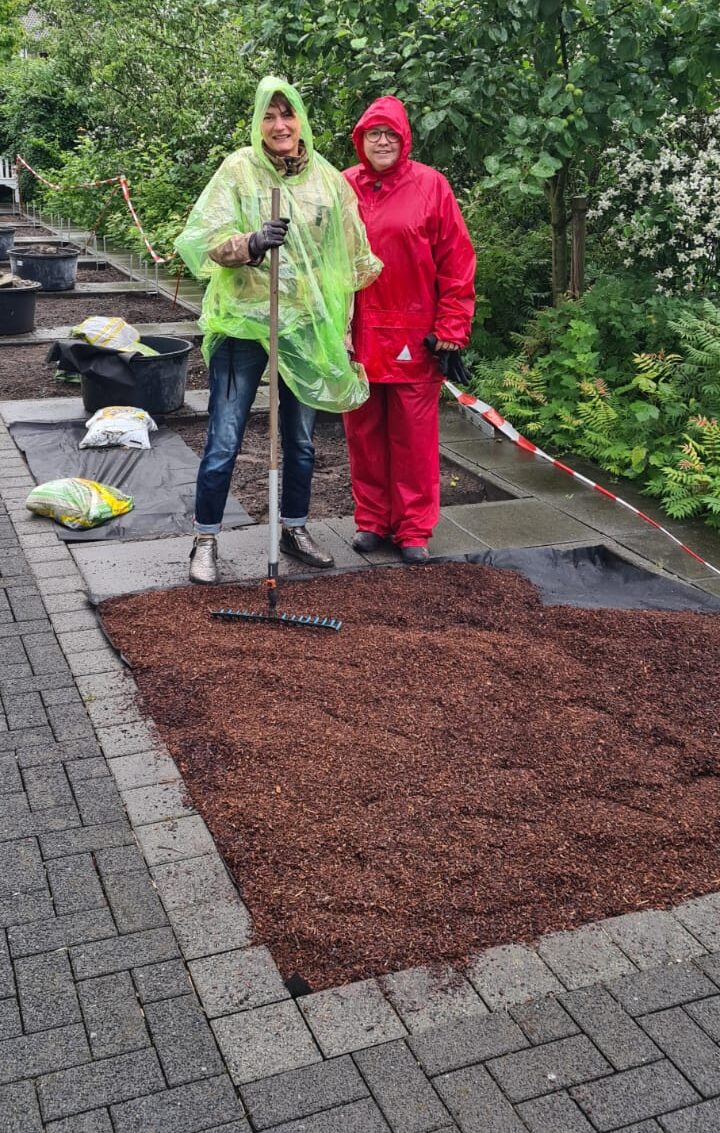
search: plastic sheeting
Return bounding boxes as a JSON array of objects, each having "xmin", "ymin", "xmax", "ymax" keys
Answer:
[
  {"xmin": 9, "ymin": 420, "xmax": 252, "ymax": 542},
  {"xmin": 464, "ymin": 545, "xmax": 720, "ymax": 612},
  {"xmin": 174, "ymin": 76, "xmax": 382, "ymax": 412}
]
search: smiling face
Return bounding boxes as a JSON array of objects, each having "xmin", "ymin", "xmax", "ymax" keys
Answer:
[
  {"xmin": 362, "ymin": 123, "xmax": 402, "ymax": 172},
  {"xmin": 261, "ymin": 94, "xmax": 301, "ymax": 158}
]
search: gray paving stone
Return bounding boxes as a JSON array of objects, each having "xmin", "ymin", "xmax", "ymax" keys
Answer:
[
  {"xmin": 685, "ymin": 993, "xmax": 720, "ymax": 1041},
  {"xmin": 640, "ymin": 1007, "xmax": 720, "ymax": 1097},
  {"xmin": 380, "ymin": 965, "xmax": 488, "ymax": 1033},
  {"xmin": 39, "ymin": 819, "xmax": 133, "ymax": 859},
  {"xmin": 22, "ymin": 763, "xmax": 75, "ymax": 810},
  {"xmin": 570, "ymin": 1061, "xmax": 700, "ymax": 1131},
  {"xmin": 434, "ymin": 1063, "xmax": 527, "ymax": 1133},
  {"xmin": 408, "ymin": 1009, "xmax": 529, "ymax": 1077},
  {"xmin": 134, "ymin": 814, "xmax": 216, "ymax": 865},
  {"xmin": 41, "ymin": 685, "xmax": 83, "ymax": 707},
  {"xmin": 607, "ymin": 961, "xmax": 717, "ymax": 1017},
  {"xmin": 45, "ymin": 608, "xmax": 99, "ymax": 633},
  {"xmin": 46, "ymin": 852, "xmax": 106, "ymax": 914},
  {"xmin": 7, "ymin": 907, "xmax": 116, "ymax": 958},
  {"xmin": 674, "ymin": 893, "xmax": 720, "ymax": 951},
  {"xmin": 189, "ymin": 946, "xmax": 288, "ymax": 1017},
  {"xmin": 212, "ymin": 1000, "xmax": 321, "ymax": 1085},
  {"xmin": 537, "ymin": 924, "xmax": 637, "ymax": 988},
  {"xmin": 102, "ymin": 869, "xmax": 168, "ymax": 933},
  {"xmin": 43, "ymin": 592, "xmax": 94, "ymax": 616},
  {"xmin": 240, "ymin": 1055, "xmax": 368, "ymax": 1130},
  {"xmin": 695, "ymin": 951, "xmax": 720, "ymax": 990},
  {"xmin": 108, "ymin": 749, "xmax": 180, "ymax": 790},
  {"xmin": 77, "ymin": 970, "xmax": 150, "ymax": 1057},
  {"xmin": 75, "ymin": 670, "xmax": 137, "ymax": 701},
  {"xmin": 65, "ymin": 648, "xmax": 123, "ymax": 676},
  {"xmin": 37, "ymin": 1047, "xmax": 164, "ymax": 1122},
  {"xmin": 659, "ymin": 1098, "xmax": 720, "ymax": 1131},
  {"xmin": 3, "ymin": 691, "xmax": 48, "ymax": 730},
  {"xmin": 268, "ymin": 1098, "xmax": 391, "ymax": 1133},
  {"xmin": 299, "ymin": 979, "xmax": 406, "ymax": 1057},
  {"xmin": 96, "ymin": 720, "xmax": 160, "ymax": 759},
  {"xmin": 72, "ymin": 777, "xmax": 126, "ymax": 824},
  {"xmin": 133, "ymin": 958, "xmax": 192, "ymax": 1003},
  {"xmin": 15, "ymin": 951, "xmax": 81, "ymax": 1033},
  {"xmin": 46, "ymin": 702, "xmax": 97, "ymax": 742},
  {"xmin": 0, "ymin": 995, "xmax": 22, "ymax": 1039},
  {"xmin": 466, "ymin": 943, "xmax": 564, "ymax": 1008},
  {"xmin": 122, "ymin": 780, "xmax": 193, "ymax": 826},
  {"xmin": 0, "ymin": 754, "xmax": 23, "ymax": 794},
  {"xmin": 487, "ymin": 1034, "xmax": 612, "ymax": 1103},
  {"xmin": 168, "ymin": 895, "xmax": 253, "ymax": 959},
  {"xmin": 0, "ymin": 1023, "xmax": 90, "ymax": 1085},
  {"xmin": 0, "ymin": 886, "xmax": 53, "ymax": 928},
  {"xmin": 516, "ymin": 1090, "xmax": 596, "ymax": 1132},
  {"xmin": 509, "ymin": 995, "xmax": 579, "ymax": 1045},
  {"xmin": 64, "ymin": 757, "xmax": 110, "ymax": 785},
  {"xmin": 144, "ymin": 993, "xmax": 225, "ymax": 1085},
  {"xmin": 560, "ymin": 984, "xmax": 661, "ymax": 1071},
  {"xmin": 46, "ymin": 1110, "xmax": 114, "ymax": 1133},
  {"xmin": 56, "ymin": 628, "xmax": 108, "ymax": 653},
  {"xmin": 109, "ymin": 1075, "xmax": 248, "ymax": 1133},
  {"xmin": 70, "ymin": 926, "xmax": 180, "ymax": 978},
  {"xmin": 93, "ymin": 842, "xmax": 145, "ymax": 876},
  {"xmin": 353, "ymin": 1039, "xmax": 451, "ymax": 1133},
  {"xmin": 0, "ymin": 837, "xmax": 45, "ymax": 897},
  {"xmin": 0, "ymin": 1080, "xmax": 43, "ymax": 1132}
]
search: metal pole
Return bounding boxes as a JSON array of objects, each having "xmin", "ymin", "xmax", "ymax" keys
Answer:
[{"xmin": 267, "ymin": 186, "xmax": 281, "ymax": 613}]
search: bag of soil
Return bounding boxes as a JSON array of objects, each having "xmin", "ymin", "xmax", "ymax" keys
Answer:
[
  {"xmin": 80, "ymin": 406, "xmax": 158, "ymax": 450},
  {"xmin": 26, "ymin": 477, "xmax": 134, "ymax": 529},
  {"xmin": 72, "ymin": 316, "xmax": 159, "ymax": 356}
]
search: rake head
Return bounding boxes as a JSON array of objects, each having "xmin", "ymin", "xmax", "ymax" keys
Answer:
[{"xmin": 211, "ymin": 608, "xmax": 342, "ymax": 632}]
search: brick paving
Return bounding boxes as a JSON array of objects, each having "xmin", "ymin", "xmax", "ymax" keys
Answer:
[{"xmin": 2, "ymin": 239, "xmax": 720, "ymax": 1127}]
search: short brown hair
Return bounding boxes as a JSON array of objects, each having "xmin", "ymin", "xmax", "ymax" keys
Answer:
[{"xmin": 269, "ymin": 92, "xmax": 293, "ymax": 115}]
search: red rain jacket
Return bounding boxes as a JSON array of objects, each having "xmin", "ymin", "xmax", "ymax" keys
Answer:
[{"xmin": 343, "ymin": 95, "xmax": 475, "ymax": 384}]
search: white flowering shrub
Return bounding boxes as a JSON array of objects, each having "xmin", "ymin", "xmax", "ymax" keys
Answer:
[{"xmin": 589, "ymin": 112, "xmax": 720, "ymax": 296}]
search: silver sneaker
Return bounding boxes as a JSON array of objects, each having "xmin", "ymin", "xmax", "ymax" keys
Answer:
[
  {"xmin": 189, "ymin": 535, "xmax": 218, "ymax": 584},
  {"xmin": 279, "ymin": 525, "xmax": 334, "ymax": 568}
]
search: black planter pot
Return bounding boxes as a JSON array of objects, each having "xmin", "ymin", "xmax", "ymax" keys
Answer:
[
  {"xmin": 0, "ymin": 278, "xmax": 42, "ymax": 335},
  {"xmin": 80, "ymin": 335, "xmax": 193, "ymax": 415},
  {"xmin": 0, "ymin": 226, "xmax": 16, "ymax": 259},
  {"xmin": 8, "ymin": 244, "xmax": 80, "ymax": 291}
]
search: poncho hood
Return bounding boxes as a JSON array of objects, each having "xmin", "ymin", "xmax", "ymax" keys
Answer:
[
  {"xmin": 251, "ymin": 76, "xmax": 314, "ymax": 174},
  {"xmin": 352, "ymin": 95, "xmax": 412, "ymax": 177}
]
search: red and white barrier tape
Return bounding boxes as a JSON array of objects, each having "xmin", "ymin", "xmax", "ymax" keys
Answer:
[
  {"xmin": 444, "ymin": 380, "xmax": 720, "ymax": 579},
  {"xmin": 15, "ymin": 155, "xmax": 177, "ymax": 264}
]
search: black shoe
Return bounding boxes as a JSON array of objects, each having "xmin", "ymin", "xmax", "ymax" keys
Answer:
[
  {"xmin": 280, "ymin": 525, "xmax": 335, "ymax": 569},
  {"xmin": 352, "ymin": 530, "xmax": 384, "ymax": 553},
  {"xmin": 401, "ymin": 544, "xmax": 429, "ymax": 564}
]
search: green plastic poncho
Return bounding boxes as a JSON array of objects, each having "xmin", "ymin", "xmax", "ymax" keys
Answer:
[{"xmin": 174, "ymin": 76, "xmax": 382, "ymax": 412}]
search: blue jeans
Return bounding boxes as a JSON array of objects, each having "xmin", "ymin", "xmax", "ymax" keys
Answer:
[{"xmin": 194, "ymin": 338, "xmax": 317, "ymax": 534}]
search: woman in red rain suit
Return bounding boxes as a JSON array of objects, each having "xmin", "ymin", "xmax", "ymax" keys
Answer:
[{"xmin": 343, "ymin": 95, "xmax": 476, "ymax": 562}]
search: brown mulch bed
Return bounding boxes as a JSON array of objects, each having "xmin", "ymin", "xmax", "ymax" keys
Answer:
[
  {"xmin": 35, "ymin": 292, "xmax": 194, "ymax": 327},
  {"xmin": 99, "ymin": 562, "xmax": 720, "ymax": 990},
  {"xmin": 172, "ymin": 412, "xmax": 491, "ymax": 521}
]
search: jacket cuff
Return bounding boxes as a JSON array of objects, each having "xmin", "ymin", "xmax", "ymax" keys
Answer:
[{"xmin": 208, "ymin": 233, "xmax": 263, "ymax": 267}]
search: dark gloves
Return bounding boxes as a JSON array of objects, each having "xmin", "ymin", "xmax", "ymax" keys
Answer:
[
  {"xmin": 423, "ymin": 334, "xmax": 471, "ymax": 386},
  {"xmin": 248, "ymin": 218, "xmax": 290, "ymax": 259}
]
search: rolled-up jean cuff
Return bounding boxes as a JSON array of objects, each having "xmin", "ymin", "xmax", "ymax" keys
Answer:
[
  {"xmin": 280, "ymin": 516, "xmax": 308, "ymax": 527},
  {"xmin": 193, "ymin": 520, "xmax": 221, "ymax": 535}
]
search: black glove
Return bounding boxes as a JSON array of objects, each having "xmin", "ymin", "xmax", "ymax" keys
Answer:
[
  {"xmin": 423, "ymin": 334, "xmax": 471, "ymax": 386},
  {"xmin": 248, "ymin": 217, "xmax": 290, "ymax": 259}
]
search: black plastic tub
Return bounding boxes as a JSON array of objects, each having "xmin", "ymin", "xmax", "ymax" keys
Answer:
[
  {"xmin": 0, "ymin": 278, "xmax": 42, "ymax": 335},
  {"xmin": 8, "ymin": 244, "xmax": 80, "ymax": 291},
  {"xmin": 80, "ymin": 335, "xmax": 193, "ymax": 415},
  {"xmin": 0, "ymin": 225, "xmax": 15, "ymax": 259}
]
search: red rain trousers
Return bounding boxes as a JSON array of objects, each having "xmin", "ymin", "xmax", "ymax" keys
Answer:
[{"xmin": 343, "ymin": 95, "xmax": 475, "ymax": 545}]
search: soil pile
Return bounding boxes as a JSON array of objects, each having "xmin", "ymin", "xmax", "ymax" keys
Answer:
[{"xmin": 100, "ymin": 562, "xmax": 720, "ymax": 989}]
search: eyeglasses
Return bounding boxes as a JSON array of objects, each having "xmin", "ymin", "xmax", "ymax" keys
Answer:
[{"xmin": 365, "ymin": 127, "xmax": 401, "ymax": 144}]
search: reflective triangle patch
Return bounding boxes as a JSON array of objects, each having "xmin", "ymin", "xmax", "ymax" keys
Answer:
[{"xmin": 396, "ymin": 344, "xmax": 412, "ymax": 361}]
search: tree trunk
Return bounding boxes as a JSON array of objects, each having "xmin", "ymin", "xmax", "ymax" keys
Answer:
[{"xmin": 545, "ymin": 166, "xmax": 569, "ymax": 304}]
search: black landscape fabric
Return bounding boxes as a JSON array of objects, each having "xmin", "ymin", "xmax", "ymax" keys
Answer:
[{"xmin": 10, "ymin": 419, "xmax": 252, "ymax": 541}]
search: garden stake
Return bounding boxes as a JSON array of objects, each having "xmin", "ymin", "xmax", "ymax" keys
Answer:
[
  {"xmin": 444, "ymin": 380, "xmax": 720, "ymax": 579},
  {"xmin": 212, "ymin": 187, "xmax": 342, "ymax": 633}
]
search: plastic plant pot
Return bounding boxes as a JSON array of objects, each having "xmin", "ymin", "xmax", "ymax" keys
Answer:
[
  {"xmin": 0, "ymin": 278, "xmax": 42, "ymax": 335},
  {"xmin": 8, "ymin": 243, "xmax": 80, "ymax": 291},
  {"xmin": 0, "ymin": 225, "xmax": 16, "ymax": 259},
  {"xmin": 80, "ymin": 335, "xmax": 193, "ymax": 416}
]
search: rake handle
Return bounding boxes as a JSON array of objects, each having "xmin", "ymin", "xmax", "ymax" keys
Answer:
[{"xmin": 267, "ymin": 187, "xmax": 281, "ymax": 611}]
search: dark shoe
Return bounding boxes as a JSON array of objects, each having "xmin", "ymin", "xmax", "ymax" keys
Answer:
[
  {"xmin": 401, "ymin": 544, "xmax": 429, "ymax": 564},
  {"xmin": 280, "ymin": 525, "xmax": 335, "ymax": 569},
  {"xmin": 189, "ymin": 535, "xmax": 219, "ymax": 583},
  {"xmin": 352, "ymin": 530, "xmax": 384, "ymax": 553}
]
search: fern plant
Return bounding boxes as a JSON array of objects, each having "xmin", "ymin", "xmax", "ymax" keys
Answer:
[{"xmin": 647, "ymin": 417, "xmax": 720, "ymax": 527}]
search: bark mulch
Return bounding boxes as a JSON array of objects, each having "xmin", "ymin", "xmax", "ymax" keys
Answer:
[
  {"xmin": 99, "ymin": 562, "xmax": 720, "ymax": 990},
  {"xmin": 35, "ymin": 292, "xmax": 194, "ymax": 327}
]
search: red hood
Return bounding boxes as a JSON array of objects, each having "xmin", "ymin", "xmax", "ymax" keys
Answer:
[{"xmin": 352, "ymin": 95, "xmax": 412, "ymax": 177}]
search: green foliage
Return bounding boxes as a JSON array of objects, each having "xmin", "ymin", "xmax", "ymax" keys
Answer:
[{"xmin": 650, "ymin": 417, "xmax": 720, "ymax": 527}]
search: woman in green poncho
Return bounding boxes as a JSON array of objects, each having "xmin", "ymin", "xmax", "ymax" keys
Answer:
[{"xmin": 175, "ymin": 76, "xmax": 381, "ymax": 584}]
